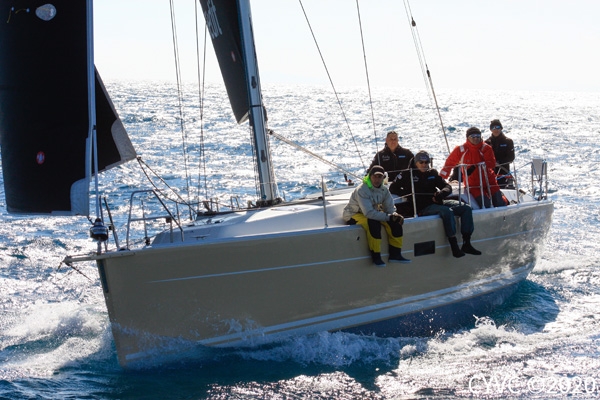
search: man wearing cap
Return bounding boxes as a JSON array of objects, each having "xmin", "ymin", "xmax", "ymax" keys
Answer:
[
  {"xmin": 368, "ymin": 130, "xmax": 414, "ymax": 181},
  {"xmin": 343, "ymin": 165, "xmax": 410, "ymax": 266},
  {"xmin": 392, "ymin": 151, "xmax": 481, "ymax": 258},
  {"xmin": 485, "ymin": 119, "xmax": 515, "ymax": 188},
  {"xmin": 440, "ymin": 127, "xmax": 507, "ymax": 208}
]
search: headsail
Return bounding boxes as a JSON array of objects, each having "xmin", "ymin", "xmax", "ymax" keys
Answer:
[
  {"xmin": 94, "ymin": 69, "xmax": 137, "ymax": 174},
  {"xmin": 0, "ymin": 1, "xmax": 135, "ymax": 215}
]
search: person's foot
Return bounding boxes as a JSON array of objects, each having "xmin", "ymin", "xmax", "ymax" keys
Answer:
[
  {"xmin": 449, "ymin": 236, "xmax": 465, "ymax": 258},
  {"xmin": 389, "ymin": 254, "xmax": 411, "ymax": 264},
  {"xmin": 371, "ymin": 252, "xmax": 386, "ymax": 267},
  {"xmin": 462, "ymin": 243, "xmax": 482, "ymax": 255}
]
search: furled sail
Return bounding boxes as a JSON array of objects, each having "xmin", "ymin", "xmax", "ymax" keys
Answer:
[
  {"xmin": 0, "ymin": 1, "xmax": 135, "ymax": 215},
  {"xmin": 198, "ymin": 0, "xmax": 251, "ymax": 124}
]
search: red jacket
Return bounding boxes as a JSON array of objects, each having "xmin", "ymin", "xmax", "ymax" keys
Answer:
[{"xmin": 440, "ymin": 140, "xmax": 500, "ymax": 198}]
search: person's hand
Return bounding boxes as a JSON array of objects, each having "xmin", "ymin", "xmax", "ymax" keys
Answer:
[
  {"xmin": 433, "ymin": 191, "xmax": 444, "ymax": 204},
  {"xmin": 389, "ymin": 212, "xmax": 404, "ymax": 225},
  {"xmin": 466, "ymin": 165, "xmax": 476, "ymax": 176}
]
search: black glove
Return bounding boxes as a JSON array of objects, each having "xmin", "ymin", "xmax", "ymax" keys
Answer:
[
  {"xmin": 434, "ymin": 191, "xmax": 444, "ymax": 204},
  {"xmin": 389, "ymin": 212, "xmax": 404, "ymax": 225},
  {"xmin": 466, "ymin": 165, "xmax": 476, "ymax": 176}
]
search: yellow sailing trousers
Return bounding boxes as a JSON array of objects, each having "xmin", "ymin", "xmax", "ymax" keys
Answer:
[{"xmin": 351, "ymin": 213, "xmax": 403, "ymax": 253}]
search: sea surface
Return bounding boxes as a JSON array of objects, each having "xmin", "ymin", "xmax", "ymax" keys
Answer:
[{"xmin": 1, "ymin": 82, "xmax": 600, "ymax": 399}]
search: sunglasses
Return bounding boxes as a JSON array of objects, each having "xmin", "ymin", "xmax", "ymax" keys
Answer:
[
  {"xmin": 468, "ymin": 134, "xmax": 482, "ymax": 139},
  {"xmin": 491, "ymin": 125, "xmax": 502, "ymax": 130}
]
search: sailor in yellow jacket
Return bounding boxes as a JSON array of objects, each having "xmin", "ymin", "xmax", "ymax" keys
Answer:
[{"xmin": 343, "ymin": 165, "xmax": 410, "ymax": 267}]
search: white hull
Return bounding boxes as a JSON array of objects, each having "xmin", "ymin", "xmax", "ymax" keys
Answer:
[{"xmin": 79, "ymin": 191, "xmax": 553, "ymax": 367}]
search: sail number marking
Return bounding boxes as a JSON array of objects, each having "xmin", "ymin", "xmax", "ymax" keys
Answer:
[{"xmin": 205, "ymin": 0, "xmax": 222, "ymax": 39}]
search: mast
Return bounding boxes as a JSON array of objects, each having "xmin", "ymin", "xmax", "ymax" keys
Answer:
[
  {"xmin": 237, "ymin": 0, "xmax": 279, "ymax": 205},
  {"xmin": 87, "ymin": 0, "xmax": 98, "ymax": 217},
  {"xmin": 200, "ymin": 0, "xmax": 280, "ymax": 205}
]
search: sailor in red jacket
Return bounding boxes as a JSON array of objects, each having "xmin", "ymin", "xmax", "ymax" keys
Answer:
[{"xmin": 440, "ymin": 127, "xmax": 507, "ymax": 208}]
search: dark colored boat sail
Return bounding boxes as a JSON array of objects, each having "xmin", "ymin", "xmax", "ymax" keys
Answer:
[
  {"xmin": 199, "ymin": 0, "xmax": 278, "ymax": 203},
  {"xmin": 0, "ymin": 1, "xmax": 135, "ymax": 215},
  {"xmin": 198, "ymin": 0, "xmax": 251, "ymax": 124}
]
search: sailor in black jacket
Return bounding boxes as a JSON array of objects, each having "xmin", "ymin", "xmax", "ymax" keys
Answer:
[
  {"xmin": 368, "ymin": 130, "xmax": 414, "ymax": 181},
  {"xmin": 390, "ymin": 151, "xmax": 481, "ymax": 258},
  {"xmin": 485, "ymin": 119, "xmax": 515, "ymax": 188}
]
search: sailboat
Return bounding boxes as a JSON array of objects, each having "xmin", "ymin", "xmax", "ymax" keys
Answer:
[{"xmin": 0, "ymin": 0, "xmax": 553, "ymax": 368}]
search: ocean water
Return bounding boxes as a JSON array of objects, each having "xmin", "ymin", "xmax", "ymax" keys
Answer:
[{"xmin": 1, "ymin": 82, "xmax": 600, "ymax": 399}]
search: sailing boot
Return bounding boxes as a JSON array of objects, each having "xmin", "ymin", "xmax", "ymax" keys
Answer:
[
  {"xmin": 388, "ymin": 245, "xmax": 411, "ymax": 264},
  {"xmin": 370, "ymin": 250, "xmax": 386, "ymax": 267},
  {"xmin": 448, "ymin": 236, "xmax": 465, "ymax": 258},
  {"xmin": 461, "ymin": 234, "xmax": 482, "ymax": 255}
]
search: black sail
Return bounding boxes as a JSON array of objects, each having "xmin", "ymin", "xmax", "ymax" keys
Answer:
[
  {"xmin": 198, "ymin": 0, "xmax": 250, "ymax": 123},
  {"xmin": 94, "ymin": 69, "xmax": 136, "ymax": 173},
  {"xmin": 0, "ymin": 1, "xmax": 135, "ymax": 215}
]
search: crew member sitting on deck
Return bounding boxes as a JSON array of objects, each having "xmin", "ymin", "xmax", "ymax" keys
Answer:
[
  {"xmin": 343, "ymin": 165, "xmax": 410, "ymax": 267},
  {"xmin": 440, "ymin": 127, "xmax": 507, "ymax": 208},
  {"xmin": 391, "ymin": 151, "xmax": 481, "ymax": 258}
]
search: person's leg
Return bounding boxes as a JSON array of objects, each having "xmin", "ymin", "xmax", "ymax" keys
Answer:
[
  {"xmin": 421, "ymin": 204, "xmax": 456, "ymax": 237},
  {"xmin": 473, "ymin": 194, "xmax": 491, "ymax": 209},
  {"xmin": 447, "ymin": 202, "xmax": 473, "ymax": 236},
  {"xmin": 352, "ymin": 213, "xmax": 385, "ymax": 266},
  {"xmin": 422, "ymin": 203, "xmax": 464, "ymax": 258},
  {"xmin": 492, "ymin": 190, "xmax": 507, "ymax": 207},
  {"xmin": 448, "ymin": 203, "xmax": 481, "ymax": 255},
  {"xmin": 382, "ymin": 220, "xmax": 410, "ymax": 263}
]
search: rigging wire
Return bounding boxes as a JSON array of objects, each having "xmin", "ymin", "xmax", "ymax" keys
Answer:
[
  {"xmin": 136, "ymin": 157, "xmax": 194, "ymax": 208},
  {"xmin": 268, "ymin": 130, "xmax": 362, "ymax": 181},
  {"xmin": 354, "ymin": 0, "xmax": 380, "ymax": 160},
  {"xmin": 168, "ymin": 0, "xmax": 194, "ymax": 218},
  {"xmin": 194, "ymin": 1, "xmax": 210, "ymax": 206},
  {"xmin": 298, "ymin": 0, "xmax": 366, "ymax": 170},
  {"xmin": 402, "ymin": 0, "xmax": 451, "ymax": 154},
  {"xmin": 136, "ymin": 156, "xmax": 236, "ymax": 212}
]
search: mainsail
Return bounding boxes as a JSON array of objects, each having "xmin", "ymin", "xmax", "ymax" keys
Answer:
[
  {"xmin": 0, "ymin": 1, "xmax": 135, "ymax": 215},
  {"xmin": 199, "ymin": 0, "xmax": 279, "ymax": 204},
  {"xmin": 198, "ymin": 0, "xmax": 251, "ymax": 124}
]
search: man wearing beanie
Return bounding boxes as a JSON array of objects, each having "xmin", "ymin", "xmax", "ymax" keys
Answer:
[
  {"xmin": 485, "ymin": 119, "xmax": 515, "ymax": 188},
  {"xmin": 440, "ymin": 127, "xmax": 507, "ymax": 208},
  {"xmin": 392, "ymin": 150, "xmax": 480, "ymax": 257},
  {"xmin": 343, "ymin": 165, "xmax": 410, "ymax": 267}
]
